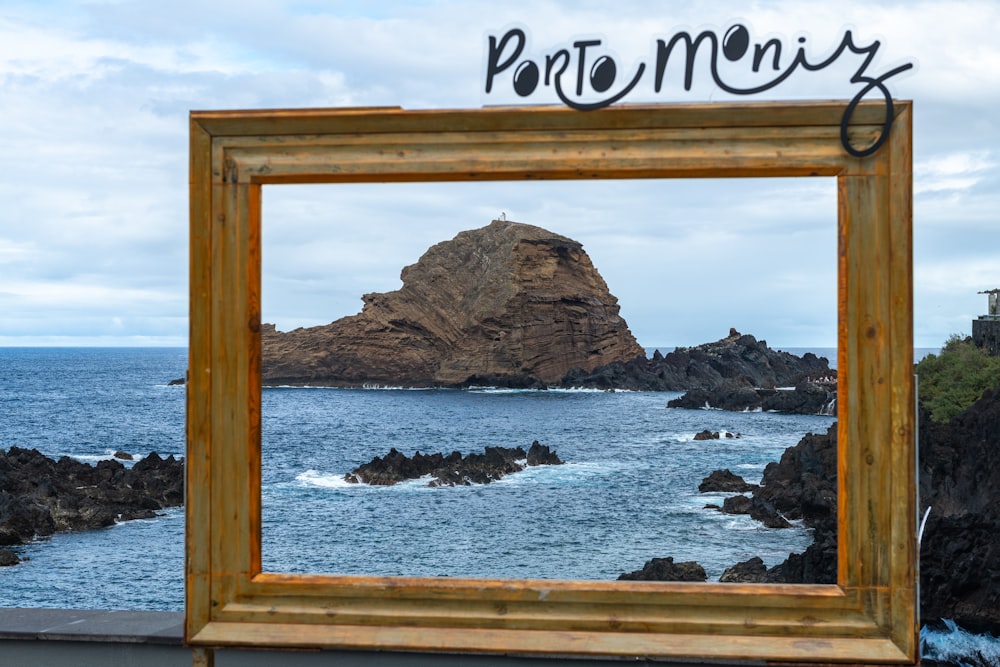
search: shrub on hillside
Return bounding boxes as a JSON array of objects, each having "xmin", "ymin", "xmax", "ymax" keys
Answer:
[{"xmin": 916, "ymin": 335, "xmax": 1000, "ymax": 422}]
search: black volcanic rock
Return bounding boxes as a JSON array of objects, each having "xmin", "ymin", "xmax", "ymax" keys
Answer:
[
  {"xmin": 754, "ymin": 426, "xmax": 839, "ymax": 528},
  {"xmin": 526, "ymin": 441, "xmax": 562, "ymax": 466},
  {"xmin": 617, "ymin": 557, "xmax": 707, "ymax": 582},
  {"xmin": 918, "ymin": 386, "xmax": 1000, "ymax": 633},
  {"xmin": 718, "ymin": 494, "xmax": 793, "ymax": 529},
  {"xmin": 562, "ymin": 328, "xmax": 833, "ymax": 392},
  {"xmin": 747, "ymin": 497, "xmax": 794, "ymax": 530},
  {"xmin": 724, "ymin": 387, "xmax": 1000, "ymax": 632},
  {"xmin": 749, "ymin": 425, "xmax": 839, "ymax": 582},
  {"xmin": 667, "ymin": 377, "xmax": 837, "ymax": 415},
  {"xmin": 720, "ymin": 556, "xmax": 768, "ymax": 583},
  {"xmin": 344, "ymin": 441, "xmax": 563, "ymax": 487},
  {"xmin": 619, "ymin": 381, "xmax": 1000, "ymax": 634},
  {"xmin": 721, "ymin": 494, "xmax": 752, "ymax": 514},
  {"xmin": 0, "ymin": 447, "xmax": 184, "ymax": 551},
  {"xmin": 759, "ymin": 380, "xmax": 837, "ymax": 414},
  {"xmin": 0, "ymin": 548, "xmax": 19, "ymax": 566},
  {"xmin": 698, "ymin": 469, "xmax": 758, "ymax": 493}
]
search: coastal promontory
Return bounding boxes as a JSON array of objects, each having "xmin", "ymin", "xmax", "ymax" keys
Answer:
[{"xmin": 262, "ymin": 220, "xmax": 644, "ymax": 387}]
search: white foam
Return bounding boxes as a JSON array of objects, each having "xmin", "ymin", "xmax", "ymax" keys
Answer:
[
  {"xmin": 264, "ymin": 384, "xmax": 433, "ymax": 391},
  {"xmin": 55, "ymin": 450, "xmax": 157, "ymax": 466},
  {"xmin": 108, "ymin": 506, "xmax": 183, "ymax": 528},
  {"xmin": 678, "ymin": 430, "xmax": 740, "ymax": 442},
  {"xmin": 495, "ymin": 460, "xmax": 614, "ymax": 485},
  {"xmin": 60, "ymin": 452, "xmax": 115, "ymax": 464},
  {"xmin": 921, "ymin": 619, "xmax": 1000, "ymax": 666},
  {"xmin": 295, "ymin": 469, "xmax": 441, "ymax": 490},
  {"xmin": 295, "ymin": 469, "xmax": 354, "ymax": 488},
  {"xmin": 360, "ymin": 384, "xmax": 434, "ymax": 391},
  {"xmin": 466, "ymin": 386, "xmax": 620, "ymax": 394}
]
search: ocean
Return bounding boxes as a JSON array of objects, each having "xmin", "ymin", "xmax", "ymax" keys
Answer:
[{"xmin": 2, "ymin": 346, "xmax": 992, "ymax": 664}]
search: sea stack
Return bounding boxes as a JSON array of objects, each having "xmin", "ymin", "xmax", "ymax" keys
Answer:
[{"xmin": 262, "ymin": 219, "xmax": 644, "ymax": 386}]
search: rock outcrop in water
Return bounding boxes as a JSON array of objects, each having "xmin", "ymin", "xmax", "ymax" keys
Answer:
[
  {"xmin": 262, "ymin": 220, "xmax": 644, "ymax": 387},
  {"xmin": 617, "ymin": 557, "xmax": 708, "ymax": 582},
  {"xmin": 344, "ymin": 441, "xmax": 563, "ymax": 487},
  {"xmin": 667, "ymin": 378, "xmax": 837, "ymax": 415},
  {"xmin": 698, "ymin": 469, "xmax": 757, "ymax": 493},
  {"xmin": 0, "ymin": 448, "xmax": 184, "ymax": 556},
  {"xmin": 561, "ymin": 328, "xmax": 833, "ymax": 394}
]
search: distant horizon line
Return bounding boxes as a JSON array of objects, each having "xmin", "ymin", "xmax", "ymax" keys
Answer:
[{"xmin": 0, "ymin": 341, "xmax": 944, "ymax": 352}]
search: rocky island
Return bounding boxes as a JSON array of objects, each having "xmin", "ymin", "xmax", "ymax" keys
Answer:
[
  {"xmin": 262, "ymin": 219, "xmax": 644, "ymax": 388},
  {"xmin": 261, "ymin": 219, "xmax": 835, "ymax": 399}
]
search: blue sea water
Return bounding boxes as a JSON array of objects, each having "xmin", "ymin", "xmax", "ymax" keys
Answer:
[
  {"xmin": 260, "ymin": 385, "xmax": 823, "ymax": 580},
  {"xmin": 0, "ymin": 346, "xmax": 985, "ymax": 662},
  {"xmin": 0, "ymin": 348, "xmax": 188, "ymax": 609},
  {"xmin": 1, "ymin": 347, "xmax": 826, "ymax": 608}
]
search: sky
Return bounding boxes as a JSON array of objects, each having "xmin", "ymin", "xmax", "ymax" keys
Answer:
[{"xmin": 0, "ymin": 1, "xmax": 997, "ymax": 349}]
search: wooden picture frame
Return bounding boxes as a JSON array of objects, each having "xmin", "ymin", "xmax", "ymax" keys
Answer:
[{"xmin": 186, "ymin": 101, "xmax": 916, "ymax": 663}]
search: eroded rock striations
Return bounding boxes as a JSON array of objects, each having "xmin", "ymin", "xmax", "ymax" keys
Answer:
[
  {"xmin": 262, "ymin": 220, "xmax": 644, "ymax": 387},
  {"xmin": 0, "ymin": 448, "xmax": 184, "ymax": 557}
]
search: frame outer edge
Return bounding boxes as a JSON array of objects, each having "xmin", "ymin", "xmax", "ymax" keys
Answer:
[
  {"xmin": 186, "ymin": 102, "xmax": 918, "ymax": 663},
  {"xmin": 186, "ymin": 115, "xmax": 214, "ymax": 642},
  {"xmin": 887, "ymin": 101, "xmax": 917, "ymax": 661}
]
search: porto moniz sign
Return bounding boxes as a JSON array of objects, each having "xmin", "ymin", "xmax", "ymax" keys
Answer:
[{"xmin": 484, "ymin": 24, "xmax": 914, "ymax": 157}]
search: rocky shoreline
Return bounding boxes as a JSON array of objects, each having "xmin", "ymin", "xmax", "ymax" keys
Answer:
[
  {"xmin": 621, "ymin": 383, "xmax": 1000, "ymax": 635},
  {"xmin": 437, "ymin": 328, "xmax": 837, "ymax": 400},
  {"xmin": 0, "ymin": 448, "xmax": 183, "ymax": 566},
  {"xmin": 666, "ymin": 377, "xmax": 837, "ymax": 415},
  {"xmin": 4, "ymin": 371, "xmax": 996, "ymax": 636},
  {"xmin": 262, "ymin": 323, "xmax": 840, "ymax": 416},
  {"xmin": 562, "ymin": 328, "xmax": 833, "ymax": 395}
]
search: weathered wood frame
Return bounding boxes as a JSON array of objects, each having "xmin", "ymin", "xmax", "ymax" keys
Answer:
[{"xmin": 187, "ymin": 101, "xmax": 915, "ymax": 663}]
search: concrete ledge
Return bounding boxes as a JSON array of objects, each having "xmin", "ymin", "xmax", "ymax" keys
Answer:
[
  {"xmin": 0, "ymin": 608, "xmax": 183, "ymax": 644},
  {"xmin": 0, "ymin": 608, "xmax": 758, "ymax": 666}
]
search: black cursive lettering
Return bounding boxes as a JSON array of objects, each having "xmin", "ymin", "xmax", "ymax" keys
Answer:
[
  {"xmin": 485, "ymin": 28, "xmax": 527, "ymax": 94},
  {"xmin": 484, "ymin": 24, "xmax": 915, "ymax": 157}
]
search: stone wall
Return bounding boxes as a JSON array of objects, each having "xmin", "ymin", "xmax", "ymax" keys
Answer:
[{"xmin": 972, "ymin": 317, "xmax": 1000, "ymax": 356}]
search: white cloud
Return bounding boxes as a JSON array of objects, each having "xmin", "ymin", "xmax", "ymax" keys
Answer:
[
  {"xmin": 0, "ymin": 1, "xmax": 996, "ymax": 347},
  {"xmin": 916, "ymin": 150, "xmax": 996, "ymax": 194}
]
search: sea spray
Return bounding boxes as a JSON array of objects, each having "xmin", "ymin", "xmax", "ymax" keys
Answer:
[{"xmin": 920, "ymin": 619, "xmax": 1000, "ymax": 667}]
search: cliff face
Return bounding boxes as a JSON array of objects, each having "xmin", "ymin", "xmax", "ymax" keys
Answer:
[
  {"xmin": 262, "ymin": 220, "xmax": 643, "ymax": 386},
  {"xmin": 919, "ymin": 386, "xmax": 1000, "ymax": 633}
]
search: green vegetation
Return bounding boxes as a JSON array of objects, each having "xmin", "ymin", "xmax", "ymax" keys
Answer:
[{"xmin": 916, "ymin": 334, "xmax": 1000, "ymax": 422}]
